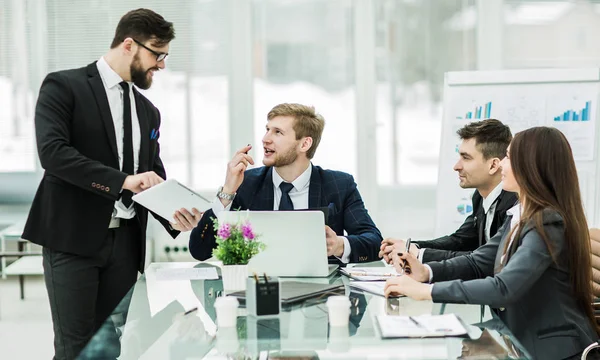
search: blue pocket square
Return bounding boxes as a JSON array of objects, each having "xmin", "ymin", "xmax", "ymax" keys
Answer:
[{"xmin": 150, "ymin": 129, "xmax": 158, "ymax": 139}]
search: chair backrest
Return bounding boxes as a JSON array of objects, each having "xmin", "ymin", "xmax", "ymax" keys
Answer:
[{"xmin": 591, "ymin": 228, "xmax": 600, "ymax": 298}]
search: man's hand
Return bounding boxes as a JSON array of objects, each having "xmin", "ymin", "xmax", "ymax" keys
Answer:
[
  {"xmin": 222, "ymin": 145, "xmax": 254, "ymax": 199},
  {"xmin": 384, "ymin": 275, "xmax": 432, "ymax": 300},
  {"xmin": 379, "ymin": 238, "xmax": 419, "ymax": 264},
  {"xmin": 122, "ymin": 171, "xmax": 164, "ymax": 193},
  {"xmin": 170, "ymin": 208, "xmax": 203, "ymax": 232},
  {"xmin": 391, "ymin": 250, "xmax": 430, "ymax": 283},
  {"xmin": 325, "ymin": 225, "xmax": 344, "ymax": 257}
]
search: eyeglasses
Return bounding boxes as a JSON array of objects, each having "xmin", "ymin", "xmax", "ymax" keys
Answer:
[{"xmin": 132, "ymin": 39, "xmax": 168, "ymax": 62}]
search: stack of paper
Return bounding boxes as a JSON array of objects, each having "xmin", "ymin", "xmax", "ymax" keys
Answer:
[
  {"xmin": 376, "ymin": 314, "xmax": 468, "ymax": 338},
  {"xmin": 340, "ymin": 267, "xmax": 400, "ymax": 281}
]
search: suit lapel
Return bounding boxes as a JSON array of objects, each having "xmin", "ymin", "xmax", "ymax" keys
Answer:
[
  {"xmin": 253, "ymin": 167, "xmax": 275, "ymax": 210},
  {"xmin": 494, "ymin": 215, "xmax": 514, "ymax": 272},
  {"xmin": 308, "ymin": 164, "xmax": 322, "ymax": 208},
  {"xmin": 134, "ymin": 89, "xmax": 150, "ymax": 172},
  {"xmin": 87, "ymin": 63, "xmax": 119, "ymax": 163}
]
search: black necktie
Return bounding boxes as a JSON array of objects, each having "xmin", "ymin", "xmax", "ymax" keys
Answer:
[
  {"xmin": 119, "ymin": 81, "xmax": 134, "ymax": 207},
  {"xmin": 279, "ymin": 182, "xmax": 294, "ymax": 210}
]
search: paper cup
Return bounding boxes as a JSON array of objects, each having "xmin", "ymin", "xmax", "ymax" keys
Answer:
[
  {"xmin": 214, "ymin": 296, "xmax": 239, "ymax": 328},
  {"xmin": 326, "ymin": 295, "xmax": 351, "ymax": 327}
]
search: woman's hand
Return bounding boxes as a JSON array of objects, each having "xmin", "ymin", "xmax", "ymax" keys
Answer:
[
  {"xmin": 391, "ymin": 249, "xmax": 430, "ymax": 283},
  {"xmin": 384, "ymin": 275, "xmax": 433, "ymax": 301}
]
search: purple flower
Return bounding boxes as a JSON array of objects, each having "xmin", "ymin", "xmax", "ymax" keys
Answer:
[
  {"xmin": 242, "ymin": 222, "xmax": 255, "ymax": 240},
  {"xmin": 217, "ymin": 223, "xmax": 231, "ymax": 239}
]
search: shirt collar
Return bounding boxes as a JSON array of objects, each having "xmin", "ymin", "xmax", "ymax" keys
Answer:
[
  {"xmin": 482, "ymin": 182, "xmax": 504, "ymax": 214},
  {"xmin": 506, "ymin": 203, "xmax": 521, "ymax": 220},
  {"xmin": 97, "ymin": 56, "xmax": 127, "ymax": 90},
  {"xmin": 272, "ymin": 164, "xmax": 312, "ymax": 192}
]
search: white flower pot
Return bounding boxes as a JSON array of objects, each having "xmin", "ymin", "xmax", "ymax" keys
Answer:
[{"xmin": 221, "ymin": 264, "xmax": 248, "ymax": 292}]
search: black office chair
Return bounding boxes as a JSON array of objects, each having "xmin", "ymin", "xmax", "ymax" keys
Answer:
[{"xmin": 584, "ymin": 229, "xmax": 600, "ymax": 359}]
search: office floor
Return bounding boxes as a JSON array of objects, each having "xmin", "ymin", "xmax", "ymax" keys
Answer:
[{"xmin": 0, "ymin": 275, "xmax": 54, "ymax": 359}]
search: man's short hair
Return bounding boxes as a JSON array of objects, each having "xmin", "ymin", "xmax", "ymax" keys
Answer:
[
  {"xmin": 267, "ymin": 103, "xmax": 325, "ymax": 159},
  {"xmin": 456, "ymin": 119, "xmax": 512, "ymax": 160},
  {"xmin": 110, "ymin": 8, "xmax": 175, "ymax": 49}
]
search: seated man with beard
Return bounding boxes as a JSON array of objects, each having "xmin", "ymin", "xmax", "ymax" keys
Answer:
[{"xmin": 189, "ymin": 103, "xmax": 382, "ymax": 265}]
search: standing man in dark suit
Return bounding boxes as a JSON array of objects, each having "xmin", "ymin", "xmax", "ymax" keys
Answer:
[
  {"xmin": 189, "ymin": 103, "xmax": 382, "ymax": 265},
  {"xmin": 380, "ymin": 119, "xmax": 517, "ymax": 263},
  {"xmin": 22, "ymin": 9, "xmax": 200, "ymax": 359}
]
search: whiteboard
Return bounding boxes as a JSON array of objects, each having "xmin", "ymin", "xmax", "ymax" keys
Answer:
[{"xmin": 435, "ymin": 68, "xmax": 600, "ymax": 237}]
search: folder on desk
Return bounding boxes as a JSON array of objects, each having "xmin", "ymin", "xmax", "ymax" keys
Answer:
[
  {"xmin": 131, "ymin": 179, "xmax": 211, "ymax": 222},
  {"xmin": 376, "ymin": 314, "xmax": 468, "ymax": 338},
  {"xmin": 230, "ymin": 281, "xmax": 344, "ymax": 305},
  {"xmin": 340, "ymin": 267, "xmax": 400, "ymax": 281},
  {"xmin": 349, "ymin": 281, "xmax": 403, "ymax": 298}
]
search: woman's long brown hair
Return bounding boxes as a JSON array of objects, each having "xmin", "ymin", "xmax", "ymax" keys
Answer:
[{"xmin": 505, "ymin": 126, "xmax": 599, "ymax": 335}]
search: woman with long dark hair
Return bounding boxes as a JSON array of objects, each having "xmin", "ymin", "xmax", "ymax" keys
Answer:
[{"xmin": 385, "ymin": 127, "xmax": 599, "ymax": 359}]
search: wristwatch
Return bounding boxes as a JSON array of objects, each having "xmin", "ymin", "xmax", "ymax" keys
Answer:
[{"xmin": 216, "ymin": 186, "xmax": 236, "ymax": 201}]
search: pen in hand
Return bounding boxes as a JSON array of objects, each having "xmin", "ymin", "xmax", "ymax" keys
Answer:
[{"xmin": 399, "ymin": 237, "xmax": 412, "ymax": 274}]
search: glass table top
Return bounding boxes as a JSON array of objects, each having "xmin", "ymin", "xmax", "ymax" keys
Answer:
[{"xmin": 79, "ymin": 262, "xmax": 530, "ymax": 360}]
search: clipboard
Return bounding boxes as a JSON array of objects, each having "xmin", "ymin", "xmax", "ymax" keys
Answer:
[{"xmin": 131, "ymin": 179, "xmax": 212, "ymax": 222}]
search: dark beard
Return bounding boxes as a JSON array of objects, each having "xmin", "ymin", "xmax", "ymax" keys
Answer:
[{"xmin": 130, "ymin": 54, "xmax": 156, "ymax": 90}]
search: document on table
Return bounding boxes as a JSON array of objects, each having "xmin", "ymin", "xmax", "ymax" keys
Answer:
[
  {"xmin": 349, "ymin": 281, "xmax": 403, "ymax": 298},
  {"xmin": 340, "ymin": 266, "xmax": 400, "ymax": 281},
  {"xmin": 155, "ymin": 267, "xmax": 219, "ymax": 281},
  {"xmin": 376, "ymin": 314, "xmax": 468, "ymax": 338}
]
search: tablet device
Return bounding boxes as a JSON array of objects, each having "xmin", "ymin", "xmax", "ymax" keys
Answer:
[{"xmin": 132, "ymin": 179, "xmax": 211, "ymax": 222}]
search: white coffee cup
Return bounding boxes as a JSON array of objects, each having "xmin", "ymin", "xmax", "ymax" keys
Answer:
[
  {"xmin": 326, "ymin": 295, "xmax": 351, "ymax": 327},
  {"xmin": 328, "ymin": 324, "xmax": 350, "ymax": 353},
  {"xmin": 214, "ymin": 296, "xmax": 239, "ymax": 328}
]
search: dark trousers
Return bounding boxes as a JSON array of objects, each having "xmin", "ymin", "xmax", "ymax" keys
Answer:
[{"xmin": 43, "ymin": 224, "xmax": 141, "ymax": 360}]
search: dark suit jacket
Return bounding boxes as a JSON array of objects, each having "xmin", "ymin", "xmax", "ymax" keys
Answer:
[
  {"xmin": 413, "ymin": 189, "xmax": 517, "ymax": 262},
  {"xmin": 189, "ymin": 165, "xmax": 382, "ymax": 264},
  {"xmin": 429, "ymin": 211, "xmax": 598, "ymax": 360},
  {"xmin": 22, "ymin": 62, "xmax": 179, "ymax": 272}
]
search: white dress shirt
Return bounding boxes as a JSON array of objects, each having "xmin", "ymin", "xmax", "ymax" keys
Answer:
[
  {"xmin": 212, "ymin": 164, "xmax": 352, "ymax": 263},
  {"xmin": 96, "ymin": 57, "xmax": 141, "ymax": 219},
  {"xmin": 418, "ymin": 182, "xmax": 504, "ymax": 262}
]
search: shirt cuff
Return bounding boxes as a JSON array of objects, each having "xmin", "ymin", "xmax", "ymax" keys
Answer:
[
  {"xmin": 424, "ymin": 264, "xmax": 434, "ymax": 283},
  {"xmin": 417, "ymin": 248, "xmax": 426, "ymax": 263},
  {"xmin": 211, "ymin": 196, "xmax": 232, "ymax": 216},
  {"xmin": 336, "ymin": 236, "xmax": 351, "ymax": 264}
]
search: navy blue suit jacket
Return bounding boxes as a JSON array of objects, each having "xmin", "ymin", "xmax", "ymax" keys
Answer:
[{"xmin": 189, "ymin": 165, "xmax": 382, "ymax": 264}]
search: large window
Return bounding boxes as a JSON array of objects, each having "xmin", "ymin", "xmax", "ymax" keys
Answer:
[
  {"xmin": 252, "ymin": 0, "xmax": 357, "ymax": 177},
  {"xmin": 504, "ymin": 0, "xmax": 600, "ymax": 69},
  {"xmin": 374, "ymin": 0, "xmax": 477, "ymax": 185},
  {"xmin": 0, "ymin": 1, "xmax": 38, "ymax": 172},
  {"xmin": 0, "ymin": 0, "xmax": 229, "ymax": 191}
]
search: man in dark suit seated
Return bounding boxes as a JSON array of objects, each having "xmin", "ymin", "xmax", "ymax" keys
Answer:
[
  {"xmin": 189, "ymin": 103, "xmax": 382, "ymax": 265},
  {"xmin": 380, "ymin": 119, "xmax": 517, "ymax": 263}
]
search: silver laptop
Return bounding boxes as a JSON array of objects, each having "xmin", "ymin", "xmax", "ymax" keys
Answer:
[{"xmin": 217, "ymin": 211, "xmax": 339, "ymax": 277}]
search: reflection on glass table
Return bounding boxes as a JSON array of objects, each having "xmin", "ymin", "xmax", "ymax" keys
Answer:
[{"xmin": 78, "ymin": 262, "xmax": 530, "ymax": 360}]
